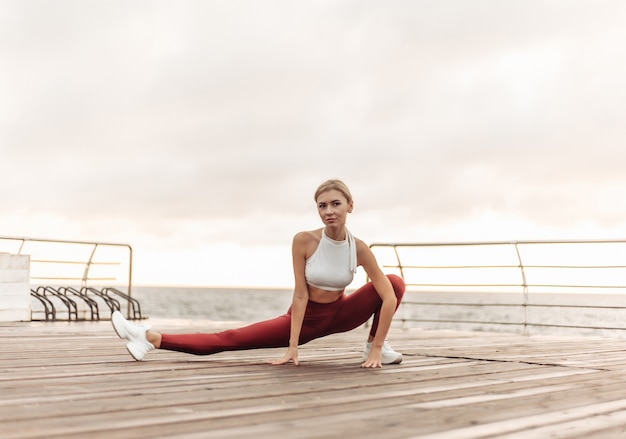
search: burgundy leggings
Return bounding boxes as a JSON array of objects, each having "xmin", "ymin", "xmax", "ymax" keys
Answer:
[{"xmin": 160, "ymin": 274, "xmax": 405, "ymax": 355}]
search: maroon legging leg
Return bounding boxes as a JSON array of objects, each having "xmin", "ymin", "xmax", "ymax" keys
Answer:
[{"xmin": 160, "ymin": 274, "xmax": 405, "ymax": 355}]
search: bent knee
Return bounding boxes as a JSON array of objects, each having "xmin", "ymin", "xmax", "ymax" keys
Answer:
[{"xmin": 386, "ymin": 274, "xmax": 405, "ymax": 299}]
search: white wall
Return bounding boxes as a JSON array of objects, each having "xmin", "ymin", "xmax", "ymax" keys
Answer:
[{"xmin": 0, "ymin": 253, "xmax": 31, "ymax": 321}]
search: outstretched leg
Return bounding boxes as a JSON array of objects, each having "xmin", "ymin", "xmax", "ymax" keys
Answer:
[
  {"xmin": 159, "ymin": 313, "xmax": 292, "ymax": 355},
  {"xmin": 158, "ymin": 298, "xmax": 351, "ymax": 355}
]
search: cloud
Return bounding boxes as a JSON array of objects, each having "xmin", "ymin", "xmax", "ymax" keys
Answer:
[{"xmin": 2, "ymin": 0, "xmax": 626, "ymax": 253}]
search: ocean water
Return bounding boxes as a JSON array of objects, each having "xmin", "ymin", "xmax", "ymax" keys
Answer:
[
  {"xmin": 128, "ymin": 286, "xmax": 626, "ymax": 339},
  {"xmin": 125, "ymin": 286, "xmax": 626, "ymax": 338},
  {"xmin": 131, "ymin": 286, "xmax": 294, "ymax": 322}
]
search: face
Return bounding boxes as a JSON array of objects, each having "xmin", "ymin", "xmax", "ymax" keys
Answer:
[{"xmin": 316, "ymin": 189, "xmax": 353, "ymax": 228}]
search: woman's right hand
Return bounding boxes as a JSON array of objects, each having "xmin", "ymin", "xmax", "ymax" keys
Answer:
[{"xmin": 270, "ymin": 346, "xmax": 299, "ymax": 366}]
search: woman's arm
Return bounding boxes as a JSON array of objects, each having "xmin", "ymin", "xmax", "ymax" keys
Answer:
[
  {"xmin": 357, "ymin": 240, "xmax": 397, "ymax": 368},
  {"xmin": 271, "ymin": 232, "xmax": 309, "ymax": 366}
]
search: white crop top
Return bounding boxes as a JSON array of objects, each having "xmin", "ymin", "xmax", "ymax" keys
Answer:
[{"xmin": 305, "ymin": 228, "xmax": 358, "ymax": 291}]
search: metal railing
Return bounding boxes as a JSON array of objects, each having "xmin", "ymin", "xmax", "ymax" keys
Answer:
[
  {"xmin": 0, "ymin": 236, "xmax": 137, "ymax": 320},
  {"xmin": 370, "ymin": 239, "xmax": 626, "ymax": 335}
]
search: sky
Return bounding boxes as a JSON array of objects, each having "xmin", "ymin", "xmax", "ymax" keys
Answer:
[{"xmin": 1, "ymin": 1, "xmax": 626, "ymax": 287}]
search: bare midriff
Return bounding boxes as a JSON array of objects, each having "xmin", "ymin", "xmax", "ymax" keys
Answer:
[{"xmin": 307, "ymin": 284, "xmax": 345, "ymax": 304}]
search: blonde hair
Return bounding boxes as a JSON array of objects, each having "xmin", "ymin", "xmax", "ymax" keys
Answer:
[{"xmin": 314, "ymin": 179, "xmax": 353, "ymax": 203}]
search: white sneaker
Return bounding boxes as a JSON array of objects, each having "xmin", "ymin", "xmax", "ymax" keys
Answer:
[
  {"xmin": 362, "ymin": 340, "xmax": 403, "ymax": 364},
  {"xmin": 111, "ymin": 311, "xmax": 154, "ymax": 361}
]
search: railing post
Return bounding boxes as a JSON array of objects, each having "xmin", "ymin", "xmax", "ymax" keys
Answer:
[
  {"xmin": 513, "ymin": 242, "xmax": 529, "ymax": 334},
  {"xmin": 392, "ymin": 245, "xmax": 404, "ymax": 280},
  {"xmin": 127, "ymin": 245, "xmax": 133, "ymax": 317},
  {"xmin": 82, "ymin": 244, "xmax": 98, "ymax": 287},
  {"xmin": 391, "ymin": 245, "xmax": 407, "ymax": 328},
  {"xmin": 17, "ymin": 239, "xmax": 26, "ymax": 255}
]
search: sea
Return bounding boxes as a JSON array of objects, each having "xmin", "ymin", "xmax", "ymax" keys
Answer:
[
  {"xmin": 131, "ymin": 286, "xmax": 294, "ymax": 323},
  {"xmin": 128, "ymin": 286, "xmax": 626, "ymax": 339}
]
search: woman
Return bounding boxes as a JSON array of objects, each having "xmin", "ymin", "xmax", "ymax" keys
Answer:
[{"xmin": 112, "ymin": 179, "xmax": 405, "ymax": 368}]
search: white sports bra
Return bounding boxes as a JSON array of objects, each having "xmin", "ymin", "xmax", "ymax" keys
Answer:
[{"xmin": 305, "ymin": 228, "xmax": 358, "ymax": 291}]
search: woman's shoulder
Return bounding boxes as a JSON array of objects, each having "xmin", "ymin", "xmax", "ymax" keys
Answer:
[
  {"xmin": 354, "ymin": 236, "xmax": 375, "ymax": 260},
  {"xmin": 293, "ymin": 228, "xmax": 323, "ymax": 244},
  {"xmin": 293, "ymin": 229, "xmax": 323, "ymax": 258},
  {"xmin": 351, "ymin": 233, "xmax": 366, "ymax": 246}
]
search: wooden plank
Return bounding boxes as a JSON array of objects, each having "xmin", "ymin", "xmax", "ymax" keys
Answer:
[
  {"xmin": 411, "ymin": 400, "xmax": 626, "ymax": 439},
  {"xmin": 4, "ymin": 321, "xmax": 626, "ymax": 438}
]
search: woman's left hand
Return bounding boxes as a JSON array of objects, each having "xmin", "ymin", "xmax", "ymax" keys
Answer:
[
  {"xmin": 270, "ymin": 346, "xmax": 300, "ymax": 366},
  {"xmin": 361, "ymin": 347, "xmax": 383, "ymax": 368}
]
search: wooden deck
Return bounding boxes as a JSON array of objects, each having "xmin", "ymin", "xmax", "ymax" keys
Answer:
[{"xmin": 3, "ymin": 320, "xmax": 626, "ymax": 438}]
